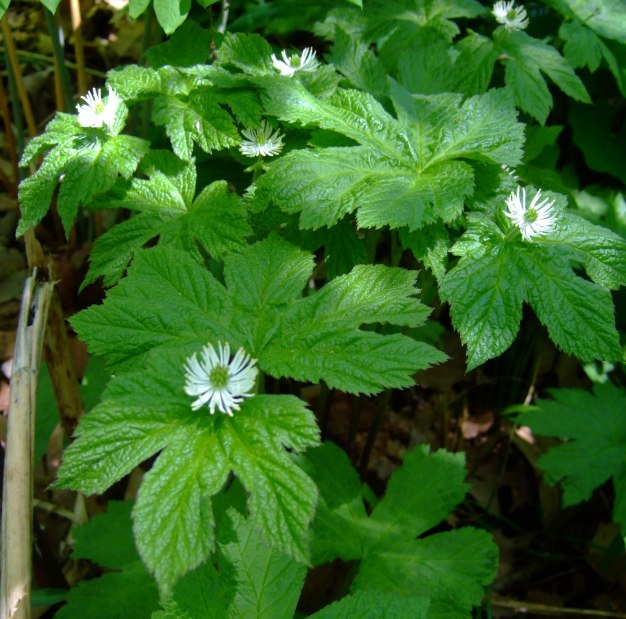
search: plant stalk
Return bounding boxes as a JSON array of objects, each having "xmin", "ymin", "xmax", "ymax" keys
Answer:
[
  {"xmin": 0, "ymin": 274, "xmax": 54, "ymax": 619},
  {"xmin": 69, "ymin": 0, "xmax": 87, "ymax": 94}
]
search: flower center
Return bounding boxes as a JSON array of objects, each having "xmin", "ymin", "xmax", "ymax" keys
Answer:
[
  {"xmin": 524, "ymin": 209, "xmax": 538, "ymax": 223},
  {"xmin": 209, "ymin": 365, "xmax": 230, "ymax": 388},
  {"xmin": 291, "ymin": 55, "xmax": 302, "ymax": 67},
  {"xmin": 95, "ymin": 102, "xmax": 105, "ymax": 115},
  {"xmin": 506, "ymin": 8, "xmax": 517, "ymax": 19}
]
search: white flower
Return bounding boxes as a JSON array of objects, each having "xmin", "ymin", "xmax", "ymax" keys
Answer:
[
  {"xmin": 76, "ymin": 87, "xmax": 121, "ymax": 131},
  {"xmin": 239, "ymin": 121, "xmax": 284, "ymax": 157},
  {"xmin": 492, "ymin": 1, "xmax": 529, "ymax": 31},
  {"xmin": 504, "ymin": 187, "xmax": 557, "ymax": 241},
  {"xmin": 184, "ymin": 342, "xmax": 258, "ymax": 416},
  {"xmin": 271, "ymin": 47, "xmax": 319, "ymax": 77}
]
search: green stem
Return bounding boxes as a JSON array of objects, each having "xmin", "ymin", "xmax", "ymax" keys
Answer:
[{"xmin": 43, "ymin": 7, "xmax": 73, "ymax": 111}]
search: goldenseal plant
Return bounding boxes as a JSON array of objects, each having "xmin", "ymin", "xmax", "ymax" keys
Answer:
[{"xmin": 13, "ymin": 6, "xmax": 626, "ymax": 617}]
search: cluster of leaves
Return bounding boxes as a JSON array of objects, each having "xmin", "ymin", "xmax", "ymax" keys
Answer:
[
  {"xmin": 56, "ymin": 443, "xmax": 496, "ymax": 619},
  {"xmin": 14, "ymin": 0, "xmax": 626, "ymax": 616}
]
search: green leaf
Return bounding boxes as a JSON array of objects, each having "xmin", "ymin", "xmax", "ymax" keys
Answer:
[
  {"xmin": 129, "ymin": 0, "xmax": 151, "ymax": 18},
  {"xmin": 152, "ymin": 91, "xmax": 239, "ymax": 160},
  {"xmin": 18, "ymin": 126, "xmax": 148, "ymax": 237},
  {"xmin": 145, "ymin": 20, "xmax": 211, "ymax": 68},
  {"xmin": 217, "ymin": 32, "xmax": 274, "ymax": 75},
  {"xmin": 107, "ymin": 65, "xmax": 163, "ymax": 100},
  {"xmin": 302, "ymin": 442, "xmax": 369, "ymax": 564},
  {"xmin": 400, "ymin": 224, "xmax": 450, "ymax": 282},
  {"xmin": 557, "ymin": 0, "xmax": 626, "ymax": 43},
  {"xmin": 354, "ymin": 528, "xmax": 499, "ymax": 619},
  {"xmin": 17, "ymin": 145, "xmax": 75, "ymax": 236},
  {"xmin": 71, "ymin": 246, "xmax": 233, "ymax": 370},
  {"xmin": 495, "ymin": 29, "xmax": 591, "ymax": 124},
  {"xmin": 396, "ymin": 31, "xmax": 455, "ymax": 95},
  {"xmin": 440, "ymin": 234, "xmax": 524, "ymax": 369},
  {"xmin": 223, "ymin": 395, "xmax": 320, "ymax": 564},
  {"xmin": 57, "ymin": 135, "xmax": 148, "ymax": 233},
  {"xmin": 55, "ymin": 502, "xmax": 160, "ymax": 619},
  {"xmin": 159, "ymin": 507, "xmax": 306, "ymax": 618},
  {"xmin": 305, "ymin": 443, "xmax": 497, "ymax": 616},
  {"xmin": 365, "ymin": 0, "xmax": 485, "ymax": 62},
  {"xmin": 86, "ymin": 152, "xmax": 251, "ymax": 286},
  {"xmin": 329, "ymin": 28, "xmax": 388, "ymax": 97},
  {"xmin": 72, "ymin": 501, "xmax": 139, "ymax": 568},
  {"xmin": 560, "ymin": 20, "xmax": 603, "ymax": 71},
  {"xmin": 134, "ymin": 433, "xmax": 229, "ymax": 593},
  {"xmin": 54, "ymin": 403, "xmax": 184, "ymax": 495},
  {"xmin": 261, "ymin": 83, "xmax": 522, "ymax": 231},
  {"xmin": 569, "ymin": 102, "xmax": 626, "ymax": 185},
  {"xmin": 161, "ymin": 182, "xmax": 252, "ymax": 260},
  {"xmin": 224, "ymin": 234, "xmax": 313, "ymax": 311},
  {"xmin": 74, "ymin": 236, "xmax": 443, "ymax": 391},
  {"xmin": 518, "ymin": 383, "xmax": 626, "ymax": 531},
  {"xmin": 219, "ymin": 509, "xmax": 306, "ymax": 618},
  {"xmin": 451, "ymin": 31, "xmax": 498, "ymax": 96},
  {"xmin": 20, "ymin": 113, "xmax": 82, "ymax": 166},
  {"xmin": 161, "ymin": 562, "xmax": 229, "ymax": 619},
  {"xmin": 83, "ymin": 213, "xmax": 158, "ymax": 288},
  {"xmin": 440, "ymin": 203, "xmax": 625, "ymax": 369},
  {"xmin": 523, "ymin": 248, "xmax": 620, "ymax": 362},
  {"xmin": 40, "ymin": 0, "xmax": 61, "ymax": 13},
  {"xmin": 259, "ymin": 261, "xmax": 446, "ymax": 394},
  {"xmin": 0, "ymin": 0, "xmax": 10, "ymax": 20},
  {"xmin": 364, "ymin": 447, "xmax": 469, "ymax": 552},
  {"xmin": 153, "ymin": 0, "xmax": 191, "ymax": 34},
  {"xmin": 310, "ymin": 590, "xmax": 429, "ymax": 619},
  {"xmin": 56, "ymin": 349, "xmax": 320, "ymax": 593}
]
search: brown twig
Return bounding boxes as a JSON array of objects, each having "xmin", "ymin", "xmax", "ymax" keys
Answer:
[
  {"xmin": 0, "ymin": 16, "xmax": 38, "ymax": 138},
  {"xmin": 490, "ymin": 596, "xmax": 626, "ymax": 618},
  {"xmin": 0, "ymin": 75, "xmax": 19, "ymax": 192},
  {"xmin": 69, "ymin": 0, "xmax": 87, "ymax": 94}
]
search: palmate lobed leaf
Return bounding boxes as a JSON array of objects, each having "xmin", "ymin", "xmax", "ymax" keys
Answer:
[
  {"xmin": 440, "ymin": 205, "xmax": 626, "ymax": 369},
  {"xmin": 304, "ymin": 442, "xmax": 497, "ymax": 617},
  {"xmin": 495, "ymin": 29, "xmax": 590, "ymax": 124},
  {"xmin": 55, "ymin": 350, "xmax": 320, "ymax": 594},
  {"xmin": 518, "ymin": 383, "xmax": 626, "ymax": 532},
  {"xmin": 260, "ymin": 81, "xmax": 522, "ymax": 231},
  {"xmin": 85, "ymin": 151, "xmax": 251, "ymax": 288},
  {"xmin": 73, "ymin": 235, "xmax": 444, "ymax": 392},
  {"xmin": 17, "ymin": 118, "xmax": 149, "ymax": 236},
  {"xmin": 152, "ymin": 91, "xmax": 239, "ymax": 161}
]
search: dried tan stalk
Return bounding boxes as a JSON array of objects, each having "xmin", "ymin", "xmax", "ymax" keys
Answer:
[{"xmin": 1, "ymin": 275, "xmax": 54, "ymax": 619}]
